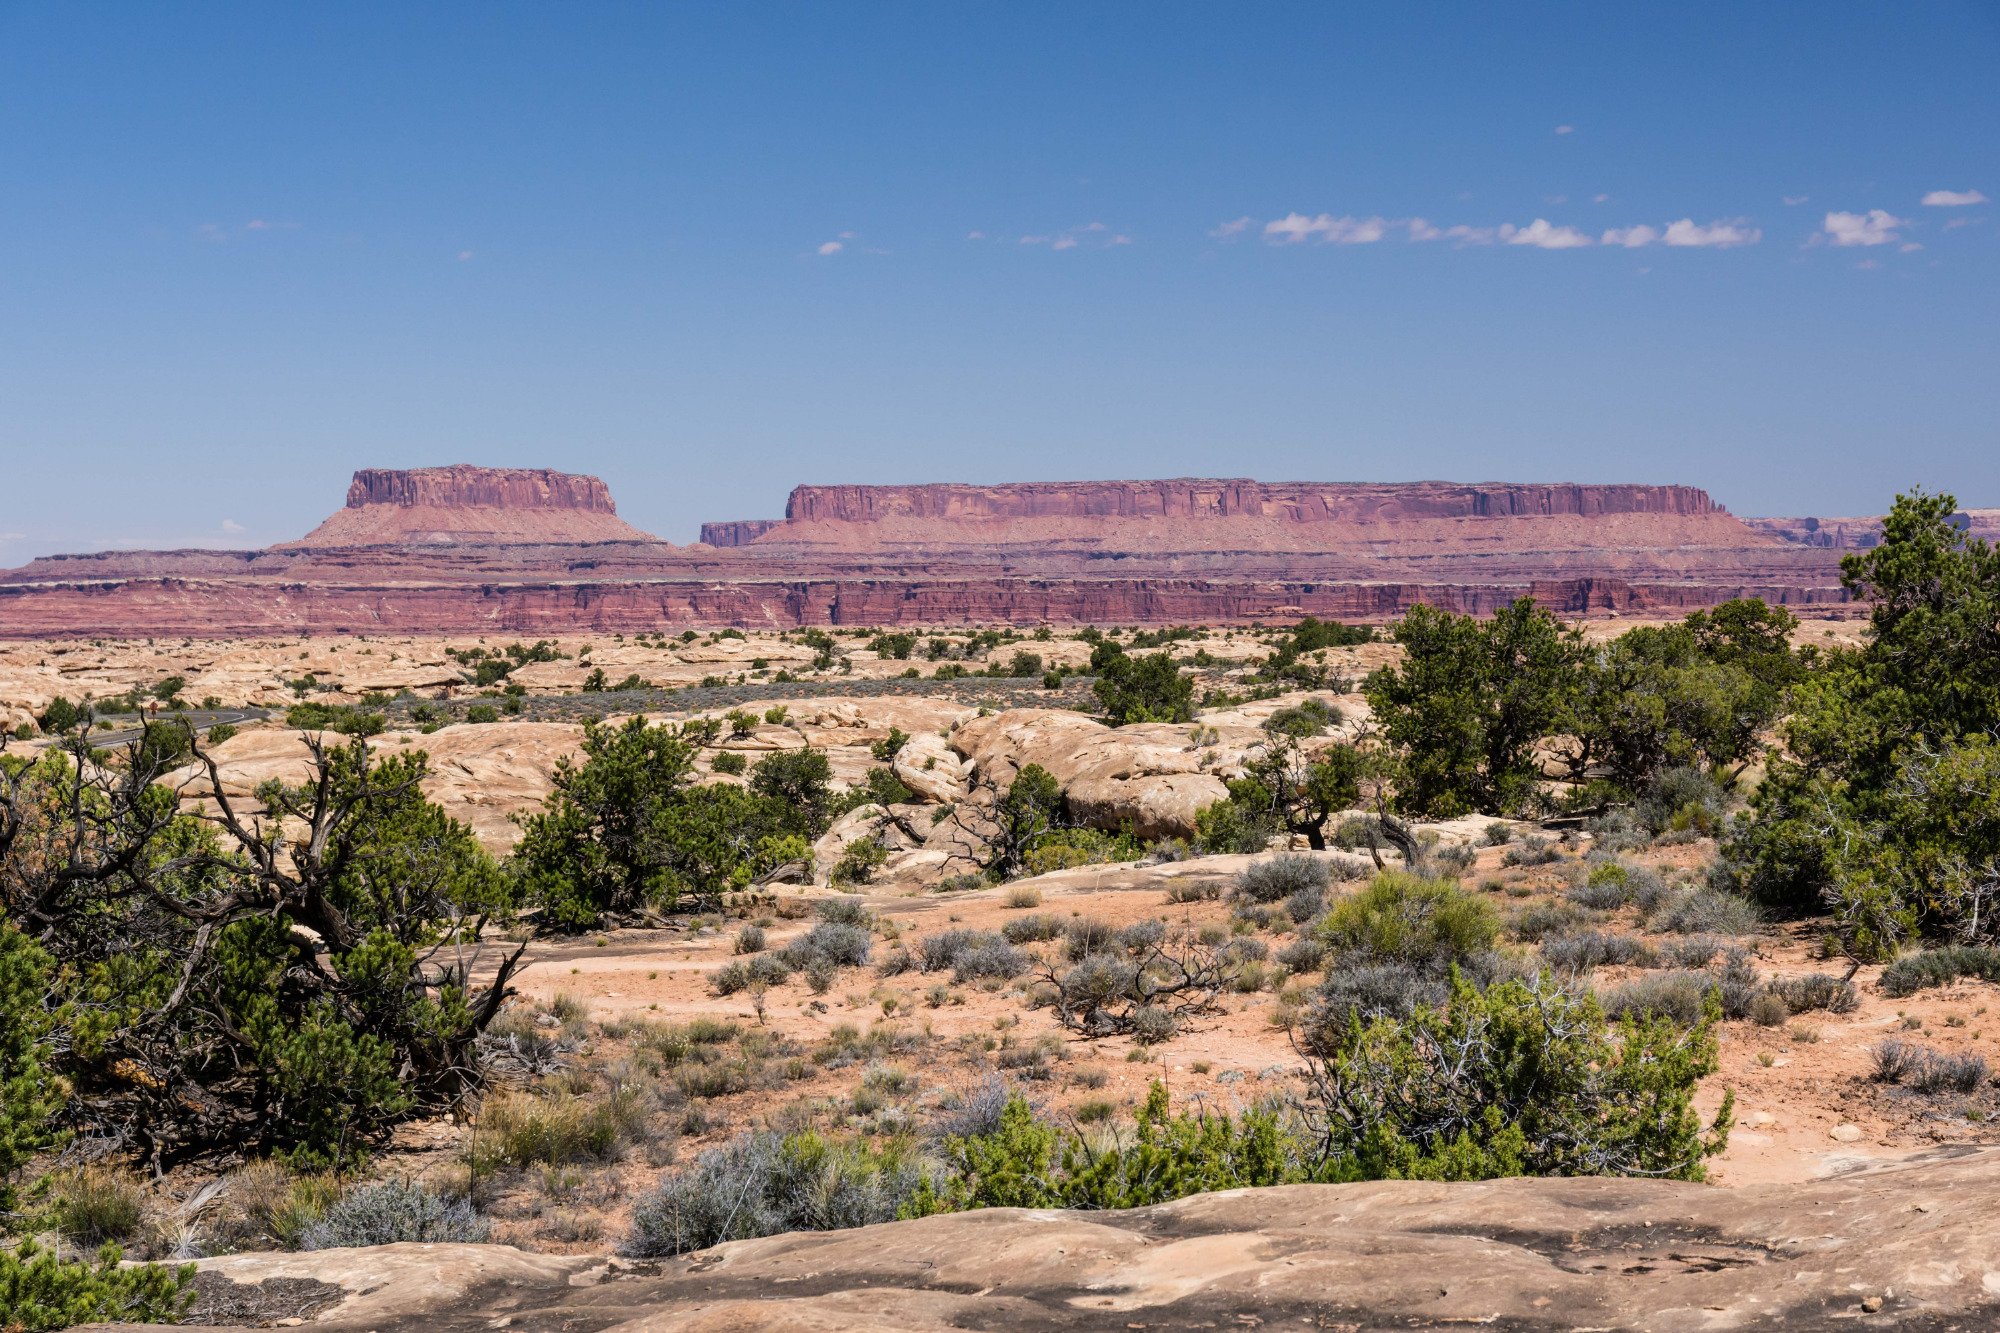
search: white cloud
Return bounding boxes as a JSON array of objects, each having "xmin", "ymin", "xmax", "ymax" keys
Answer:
[
  {"xmin": 1209, "ymin": 216, "xmax": 1254, "ymax": 240},
  {"xmin": 1019, "ymin": 235, "xmax": 1048, "ymax": 245},
  {"xmin": 1503, "ymin": 218, "xmax": 1593, "ymax": 249},
  {"xmin": 1602, "ymin": 225, "xmax": 1658, "ymax": 248},
  {"xmin": 1109, "ymin": 233, "xmax": 1132, "ymax": 246},
  {"xmin": 1262, "ymin": 213, "xmax": 1389, "ymax": 244},
  {"xmin": 456, "ymin": 250, "xmax": 473, "ymax": 261},
  {"xmin": 0, "ymin": 532, "xmax": 24, "ymax": 543},
  {"xmin": 1944, "ymin": 216, "xmax": 1981, "ymax": 230},
  {"xmin": 1051, "ymin": 236, "xmax": 1078, "ymax": 250},
  {"xmin": 1783, "ymin": 195, "xmax": 1810, "ymax": 206},
  {"xmin": 966, "ymin": 230, "xmax": 986, "ymax": 240},
  {"xmin": 1592, "ymin": 193, "xmax": 1611, "ymax": 204},
  {"xmin": 220, "ymin": 519, "xmax": 245, "ymax": 534},
  {"xmin": 1922, "ymin": 189, "xmax": 1987, "ymax": 207},
  {"xmin": 1901, "ymin": 242, "xmax": 1924, "ymax": 252},
  {"xmin": 1823, "ymin": 209, "xmax": 1906, "ymax": 246},
  {"xmin": 1406, "ymin": 218, "xmax": 1441, "ymax": 241},
  {"xmin": 1662, "ymin": 217, "xmax": 1760, "ymax": 248},
  {"xmin": 1443, "ymin": 224, "xmax": 1497, "ymax": 245},
  {"xmin": 816, "ymin": 240, "xmax": 843, "ymax": 255},
  {"xmin": 1555, "ymin": 124, "xmax": 1574, "ymax": 135}
]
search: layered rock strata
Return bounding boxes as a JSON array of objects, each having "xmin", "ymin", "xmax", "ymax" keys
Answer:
[
  {"xmin": 283, "ymin": 465, "xmax": 655, "ymax": 547},
  {"xmin": 0, "ymin": 472, "xmax": 1856, "ymax": 636}
]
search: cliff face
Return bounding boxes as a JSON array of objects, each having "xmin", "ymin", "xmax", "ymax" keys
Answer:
[
  {"xmin": 345, "ymin": 465, "xmax": 621, "ymax": 513},
  {"xmin": 699, "ymin": 519, "xmax": 784, "ymax": 547},
  {"xmin": 1746, "ymin": 509, "xmax": 2000, "ymax": 552},
  {"xmin": 285, "ymin": 466, "xmax": 659, "ymax": 547},
  {"xmin": 0, "ymin": 472, "xmax": 1858, "ymax": 636},
  {"xmin": 783, "ymin": 480, "xmax": 1719, "ymax": 524}
]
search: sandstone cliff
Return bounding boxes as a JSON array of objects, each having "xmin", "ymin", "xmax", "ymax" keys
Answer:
[
  {"xmin": 783, "ymin": 478, "xmax": 1720, "ymax": 524},
  {"xmin": 283, "ymin": 466, "xmax": 660, "ymax": 547},
  {"xmin": 0, "ymin": 471, "xmax": 1858, "ymax": 636}
]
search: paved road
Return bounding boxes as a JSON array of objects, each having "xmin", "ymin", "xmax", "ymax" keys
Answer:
[{"xmin": 81, "ymin": 707, "xmax": 268, "ymax": 748}]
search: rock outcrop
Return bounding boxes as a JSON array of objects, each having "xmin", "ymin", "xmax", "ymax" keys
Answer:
[
  {"xmin": 697, "ymin": 519, "xmax": 783, "ymax": 547},
  {"xmin": 100, "ymin": 1147, "xmax": 2000, "ymax": 1331},
  {"xmin": 0, "ymin": 471, "xmax": 1864, "ymax": 636},
  {"xmin": 782, "ymin": 478, "xmax": 1720, "ymax": 524},
  {"xmin": 1747, "ymin": 507, "xmax": 2000, "ymax": 552},
  {"xmin": 283, "ymin": 466, "xmax": 659, "ymax": 547}
]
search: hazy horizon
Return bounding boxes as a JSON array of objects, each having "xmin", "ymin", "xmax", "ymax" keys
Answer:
[{"xmin": 2, "ymin": 3, "xmax": 1994, "ymax": 560}]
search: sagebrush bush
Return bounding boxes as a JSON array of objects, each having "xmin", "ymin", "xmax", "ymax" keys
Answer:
[
  {"xmin": 734, "ymin": 924, "xmax": 767, "ymax": 954},
  {"xmin": 301, "ymin": 1180, "xmax": 490, "ymax": 1249},
  {"xmin": 813, "ymin": 895, "xmax": 873, "ymax": 927},
  {"xmin": 1235, "ymin": 854, "xmax": 1332, "ymax": 904},
  {"xmin": 1063, "ymin": 917, "xmax": 1119, "ymax": 961},
  {"xmin": 624, "ymin": 1130, "xmax": 936, "ymax": 1256},
  {"xmin": 1599, "ymin": 971, "xmax": 1714, "ymax": 1026},
  {"xmin": 1501, "ymin": 835, "xmax": 1563, "ymax": 867},
  {"xmin": 1001, "ymin": 913, "xmax": 1066, "ymax": 944},
  {"xmin": 1768, "ymin": 973, "xmax": 1859, "ymax": 1014},
  {"xmin": 1541, "ymin": 930, "xmax": 1656, "ymax": 972},
  {"xmin": 781, "ymin": 921, "xmax": 872, "ymax": 970},
  {"xmin": 710, "ymin": 953, "xmax": 791, "ymax": 996},
  {"xmin": 1284, "ymin": 885, "xmax": 1327, "ymax": 924},
  {"xmin": 1649, "ymin": 888, "xmax": 1761, "ymax": 937},
  {"xmin": 1880, "ymin": 946, "xmax": 2000, "ymax": 998},
  {"xmin": 1165, "ymin": 879, "xmax": 1221, "ymax": 903},
  {"xmin": 1585, "ymin": 810, "xmax": 1650, "ymax": 854},
  {"xmin": 1003, "ymin": 884, "xmax": 1043, "ymax": 909},
  {"xmin": 1873, "ymin": 1039, "xmax": 1989, "ymax": 1093},
  {"xmin": 1508, "ymin": 900, "xmax": 1593, "ymax": 944},
  {"xmin": 1567, "ymin": 861, "xmax": 1634, "ymax": 910},
  {"xmin": 1276, "ymin": 934, "xmax": 1326, "ymax": 972},
  {"xmin": 1311, "ymin": 961, "xmax": 1444, "ymax": 1032}
]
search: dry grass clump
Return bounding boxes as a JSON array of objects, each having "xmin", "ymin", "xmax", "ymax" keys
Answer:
[
  {"xmin": 471, "ymin": 1085, "xmax": 649, "ymax": 1169},
  {"xmin": 1003, "ymin": 883, "xmax": 1043, "ymax": 909}
]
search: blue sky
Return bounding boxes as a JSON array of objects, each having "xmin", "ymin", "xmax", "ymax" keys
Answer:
[{"xmin": 1, "ymin": 2, "xmax": 1994, "ymax": 558}]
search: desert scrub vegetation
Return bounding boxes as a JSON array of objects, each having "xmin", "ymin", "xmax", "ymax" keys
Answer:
[
  {"xmin": 1871, "ymin": 1038, "xmax": 1991, "ymax": 1094},
  {"xmin": 301, "ymin": 1179, "xmax": 491, "ymax": 1249},
  {"xmin": 1034, "ymin": 920, "xmax": 1242, "ymax": 1039},
  {"xmin": 1879, "ymin": 945, "xmax": 2000, "ymax": 998},
  {"xmin": 1305, "ymin": 872, "xmax": 1501, "ymax": 1032},
  {"xmin": 624, "ymin": 1130, "xmax": 938, "ymax": 1256}
]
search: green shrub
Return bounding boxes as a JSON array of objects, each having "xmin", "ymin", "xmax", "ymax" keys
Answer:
[
  {"xmin": 1318, "ymin": 872, "xmax": 1498, "ymax": 976},
  {"xmin": 831, "ymin": 837, "xmax": 889, "ymax": 886},
  {"xmin": 1310, "ymin": 971, "xmax": 1730, "ymax": 1181},
  {"xmin": 0, "ymin": 1241, "xmax": 193, "ymax": 1332},
  {"xmin": 912, "ymin": 1081, "xmax": 1301, "ymax": 1214},
  {"xmin": 710, "ymin": 750, "xmax": 747, "ymax": 775},
  {"xmin": 1094, "ymin": 652, "xmax": 1194, "ymax": 726}
]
